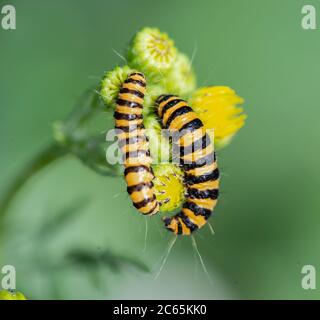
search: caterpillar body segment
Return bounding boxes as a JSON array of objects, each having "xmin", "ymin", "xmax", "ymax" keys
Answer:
[
  {"xmin": 156, "ymin": 94, "xmax": 220, "ymax": 235},
  {"xmin": 115, "ymin": 72, "xmax": 159, "ymax": 216}
]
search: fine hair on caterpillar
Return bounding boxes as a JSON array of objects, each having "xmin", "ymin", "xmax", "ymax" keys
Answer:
[
  {"xmin": 153, "ymin": 234, "xmax": 212, "ymax": 284},
  {"xmin": 112, "ymin": 48, "xmax": 128, "ymax": 65}
]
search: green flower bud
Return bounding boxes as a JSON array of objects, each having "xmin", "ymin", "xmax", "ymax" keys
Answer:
[
  {"xmin": 144, "ymin": 115, "xmax": 170, "ymax": 163},
  {"xmin": 143, "ymin": 84, "xmax": 166, "ymax": 115},
  {"xmin": 0, "ymin": 290, "xmax": 27, "ymax": 300},
  {"xmin": 162, "ymin": 53, "xmax": 196, "ymax": 97},
  {"xmin": 100, "ymin": 65, "xmax": 133, "ymax": 107},
  {"xmin": 153, "ymin": 164, "xmax": 184, "ymax": 212},
  {"xmin": 128, "ymin": 27, "xmax": 177, "ymax": 77},
  {"xmin": 52, "ymin": 121, "xmax": 67, "ymax": 144}
]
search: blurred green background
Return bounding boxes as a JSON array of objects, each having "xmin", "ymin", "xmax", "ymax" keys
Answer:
[{"xmin": 1, "ymin": 0, "xmax": 320, "ymax": 299}]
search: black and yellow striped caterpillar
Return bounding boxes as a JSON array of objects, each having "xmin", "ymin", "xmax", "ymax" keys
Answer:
[
  {"xmin": 155, "ymin": 94, "xmax": 220, "ymax": 235},
  {"xmin": 114, "ymin": 72, "xmax": 159, "ymax": 215}
]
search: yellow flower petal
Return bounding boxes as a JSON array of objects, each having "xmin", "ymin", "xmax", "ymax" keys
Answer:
[{"xmin": 191, "ymin": 86, "xmax": 247, "ymax": 148}]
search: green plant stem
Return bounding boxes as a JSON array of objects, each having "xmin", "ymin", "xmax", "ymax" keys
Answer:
[
  {"xmin": 0, "ymin": 89, "xmax": 110, "ymax": 231},
  {"xmin": 0, "ymin": 143, "xmax": 68, "ymax": 219},
  {"xmin": 63, "ymin": 87, "xmax": 102, "ymax": 134}
]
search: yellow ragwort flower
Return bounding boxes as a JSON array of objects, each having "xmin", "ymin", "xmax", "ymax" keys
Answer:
[
  {"xmin": 153, "ymin": 164, "xmax": 184, "ymax": 212},
  {"xmin": 191, "ymin": 86, "xmax": 247, "ymax": 148},
  {"xmin": 0, "ymin": 290, "xmax": 27, "ymax": 300},
  {"xmin": 128, "ymin": 27, "xmax": 177, "ymax": 77}
]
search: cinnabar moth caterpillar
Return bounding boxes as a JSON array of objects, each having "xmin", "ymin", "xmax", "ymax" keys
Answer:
[
  {"xmin": 115, "ymin": 72, "xmax": 159, "ymax": 215},
  {"xmin": 155, "ymin": 94, "xmax": 220, "ymax": 234}
]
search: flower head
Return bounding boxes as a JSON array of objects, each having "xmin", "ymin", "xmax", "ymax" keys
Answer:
[
  {"xmin": 162, "ymin": 52, "xmax": 196, "ymax": 97},
  {"xmin": 100, "ymin": 65, "xmax": 133, "ymax": 107},
  {"xmin": 191, "ymin": 86, "xmax": 246, "ymax": 148},
  {"xmin": 153, "ymin": 164, "xmax": 184, "ymax": 212},
  {"xmin": 0, "ymin": 290, "xmax": 27, "ymax": 300},
  {"xmin": 128, "ymin": 27, "xmax": 177, "ymax": 77}
]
